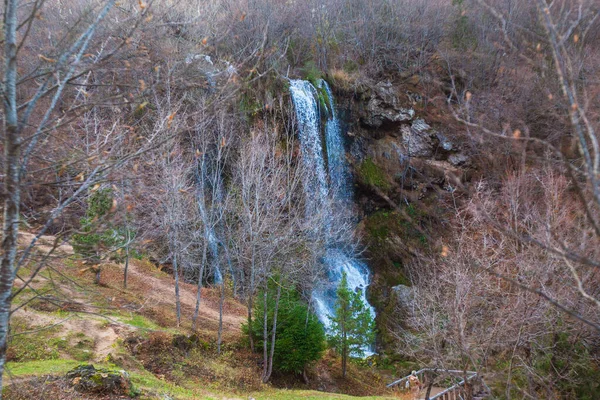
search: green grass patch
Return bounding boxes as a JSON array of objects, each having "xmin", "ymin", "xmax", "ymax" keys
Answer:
[
  {"xmin": 7, "ymin": 319, "xmax": 63, "ymax": 362},
  {"xmin": 5, "ymin": 359, "xmax": 81, "ymax": 377},
  {"xmin": 65, "ymin": 332, "xmax": 95, "ymax": 361},
  {"xmin": 250, "ymin": 389, "xmax": 395, "ymax": 399},
  {"xmin": 129, "ymin": 369, "xmax": 208, "ymax": 400},
  {"xmin": 121, "ymin": 314, "xmax": 161, "ymax": 330},
  {"xmin": 8, "ymin": 316, "xmax": 96, "ymax": 363}
]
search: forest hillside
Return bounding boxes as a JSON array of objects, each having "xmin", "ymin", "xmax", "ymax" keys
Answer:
[{"xmin": 1, "ymin": 0, "xmax": 599, "ymax": 399}]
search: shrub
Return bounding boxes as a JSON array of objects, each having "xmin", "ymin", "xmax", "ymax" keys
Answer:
[
  {"xmin": 302, "ymin": 60, "xmax": 322, "ymax": 87},
  {"xmin": 329, "ymin": 68, "xmax": 358, "ymax": 92}
]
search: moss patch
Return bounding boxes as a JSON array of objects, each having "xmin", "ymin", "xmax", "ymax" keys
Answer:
[
  {"xmin": 357, "ymin": 158, "xmax": 391, "ymax": 190},
  {"xmin": 301, "ymin": 60, "xmax": 322, "ymax": 87},
  {"xmin": 364, "ymin": 208, "xmax": 428, "ymax": 256},
  {"xmin": 121, "ymin": 314, "xmax": 161, "ymax": 330}
]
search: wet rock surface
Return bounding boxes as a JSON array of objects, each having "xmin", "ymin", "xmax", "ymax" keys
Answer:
[{"xmin": 330, "ymin": 79, "xmax": 474, "ymax": 350}]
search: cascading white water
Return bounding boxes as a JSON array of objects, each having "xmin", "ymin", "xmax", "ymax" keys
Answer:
[
  {"xmin": 290, "ymin": 79, "xmax": 375, "ymax": 352},
  {"xmin": 195, "ymin": 161, "xmax": 224, "ymax": 285},
  {"xmin": 207, "ymin": 230, "xmax": 223, "ymax": 284},
  {"xmin": 289, "ymin": 80, "xmax": 330, "ymax": 231}
]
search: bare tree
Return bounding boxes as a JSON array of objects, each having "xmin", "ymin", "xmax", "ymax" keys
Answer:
[
  {"xmin": 396, "ymin": 2, "xmax": 600, "ymax": 397},
  {"xmin": 0, "ymin": 0, "xmax": 160, "ymax": 394},
  {"xmin": 226, "ymin": 109, "xmax": 322, "ymax": 381}
]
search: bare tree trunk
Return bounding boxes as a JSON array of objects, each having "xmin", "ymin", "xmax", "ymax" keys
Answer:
[
  {"xmin": 221, "ymin": 241, "xmax": 236, "ymax": 298},
  {"xmin": 264, "ymin": 283, "xmax": 281, "ymax": 383},
  {"xmin": 247, "ymin": 254, "xmax": 256, "ymax": 352},
  {"xmin": 247, "ymin": 295, "xmax": 255, "ymax": 352},
  {"xmin": 302, "ymin": 367, "xmax": 309, "ymax": 384},
  {"xmin": 0, "ymin": 0, "xmax": 19, "ymax": 395},
  {"xmin": 173, "ymin": 253, "xmax": 181, "ymax": 327},
  {"xmin": 424, "ymin": 369, "xmax": 437, "ymax": 400},
  {"xmin": 94, "ymin": 267, "xmax": 101, "ymax": 285},
  {"xmin": 192, "ymin": 242, "xmax": 207, "ymax": 331},
  {"xmin": 341, "ymin": 320, "xmax": 347, "ymax": 378},
  {"xmin": 342, "ymin": 343, "xmax": 347, "ymax": 378},
  {"xmin": 424, "ymin": 380, "xmax": 434, "ymax": 399},
  {"xmin": 217, "ymin": 281, "xmax": 225, "ymax": 355},
  {"xmin": 124, "ymin": 236, "xmax": 129, "ymax": 289},
  {"xmin": 261, "ymin": 286, "xmax": 269, "ymax": 381}
]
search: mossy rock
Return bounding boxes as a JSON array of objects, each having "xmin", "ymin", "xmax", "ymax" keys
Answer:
[
  {"xmin": 357, "ymin": 158, "xmax": 391, "ymax": 190},
  {"xmin": 66, "ymin": 364, "xmax": 135, "ymax": 396}
]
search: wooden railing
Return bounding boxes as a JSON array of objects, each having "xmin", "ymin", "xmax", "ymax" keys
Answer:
[{"xmin": 387, "ymin": 368, "xmax": 479, "ymax": 400}]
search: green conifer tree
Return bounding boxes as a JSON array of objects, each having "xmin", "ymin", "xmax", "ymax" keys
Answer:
[
  {"xmin": 246, "ymin": 281, "xmax": 326, "ymax": 378},
  {"xmin": 328, "ymin": 271, "xmax": 375, "ymax": 378}
]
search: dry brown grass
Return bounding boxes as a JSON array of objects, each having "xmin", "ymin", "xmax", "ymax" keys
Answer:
[{"xmin": 329, "ymin": 69, "xmax": 359, "ymax": 92}]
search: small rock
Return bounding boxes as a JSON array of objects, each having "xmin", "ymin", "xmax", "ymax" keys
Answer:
[
  {"xmin": 449, "ymin": 153, "xmax": 469, "ymax": 166},
  {"xmin": 436, "ymin": 132, "xmax": 454, "ymax": 151},
  {"xmin": 406, "ymin": 91, "xmax": 422, "ymax": 105}
]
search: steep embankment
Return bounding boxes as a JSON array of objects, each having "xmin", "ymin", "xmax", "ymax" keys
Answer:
[{"xmin": 325, "ymin": 75, "xmax": 472, "ymax": 352}]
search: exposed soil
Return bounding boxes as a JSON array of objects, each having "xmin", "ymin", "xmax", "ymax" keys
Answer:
[{"xmin": 10, "ymin": 232, "xmax": 246, "ymax": 364}]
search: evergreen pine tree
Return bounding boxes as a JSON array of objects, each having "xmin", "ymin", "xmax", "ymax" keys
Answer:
[
  {"xmin": 328, "ymin": 271, "xmax": 375, "ymax": 378},
  {"xmin": 245, "ymin": 281, "xmax": 326, "ymax": 377}
]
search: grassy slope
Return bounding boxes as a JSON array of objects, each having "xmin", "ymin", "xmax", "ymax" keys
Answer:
[{"xmin": 4, "ymin": 236, "xmax": 397, "ymax": 399}]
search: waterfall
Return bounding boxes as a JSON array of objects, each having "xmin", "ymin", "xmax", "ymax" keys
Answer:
[
  {"xmin": 290, "ymin": 79, "xmax": 375, "ymax": 352},
  {"xmin": 195, "ymin": 158, "xmax": 224, "ymax": 285},
  {"xmin": 207, "ymin": 230, "xmax": 223, "ymax": 284},
  {"xmin": 289, "ymin": 80, "xmax": 330, "ymax": 231}
]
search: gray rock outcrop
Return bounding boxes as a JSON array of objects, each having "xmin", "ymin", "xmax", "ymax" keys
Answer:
[{"xmin": 361, "ymin": 82, "xmax": 415, "ymax": 128}]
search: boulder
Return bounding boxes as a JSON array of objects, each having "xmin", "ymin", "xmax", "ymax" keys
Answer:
[
  {"xmin": 366, "ymin": 136, "xmax": 408, "ymax": 175},
  {"xmin": 402, "ymin": 119, "xmax": 436, "ymax": 158},
  {"xmin": 392, "ymin": 284, "xmax": 415, "ymax": 311},
  {"xmin": 361, "ymin": 82, "xmax": 415, "ymax": 128},
  {"xmin": 392, "ymin": 284, "xmax": 416, "ymax": 326},
  {"xmin": 66, "ymin": 364, "xmax": 133, "ymax": 395}
]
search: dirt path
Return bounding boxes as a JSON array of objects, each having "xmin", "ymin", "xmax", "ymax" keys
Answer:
[
  {"xmin": 12, "ymin": 309, "xmax": 124, "ymax": 362},
  {"xmin": 17, "ymin": 232, "xmax": 74, "ymax": 256}
]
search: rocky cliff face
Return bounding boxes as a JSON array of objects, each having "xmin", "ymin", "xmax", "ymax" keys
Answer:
[{"xmin": 329, "ymin": 78, "xmax": 472, "ymax": 351}]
